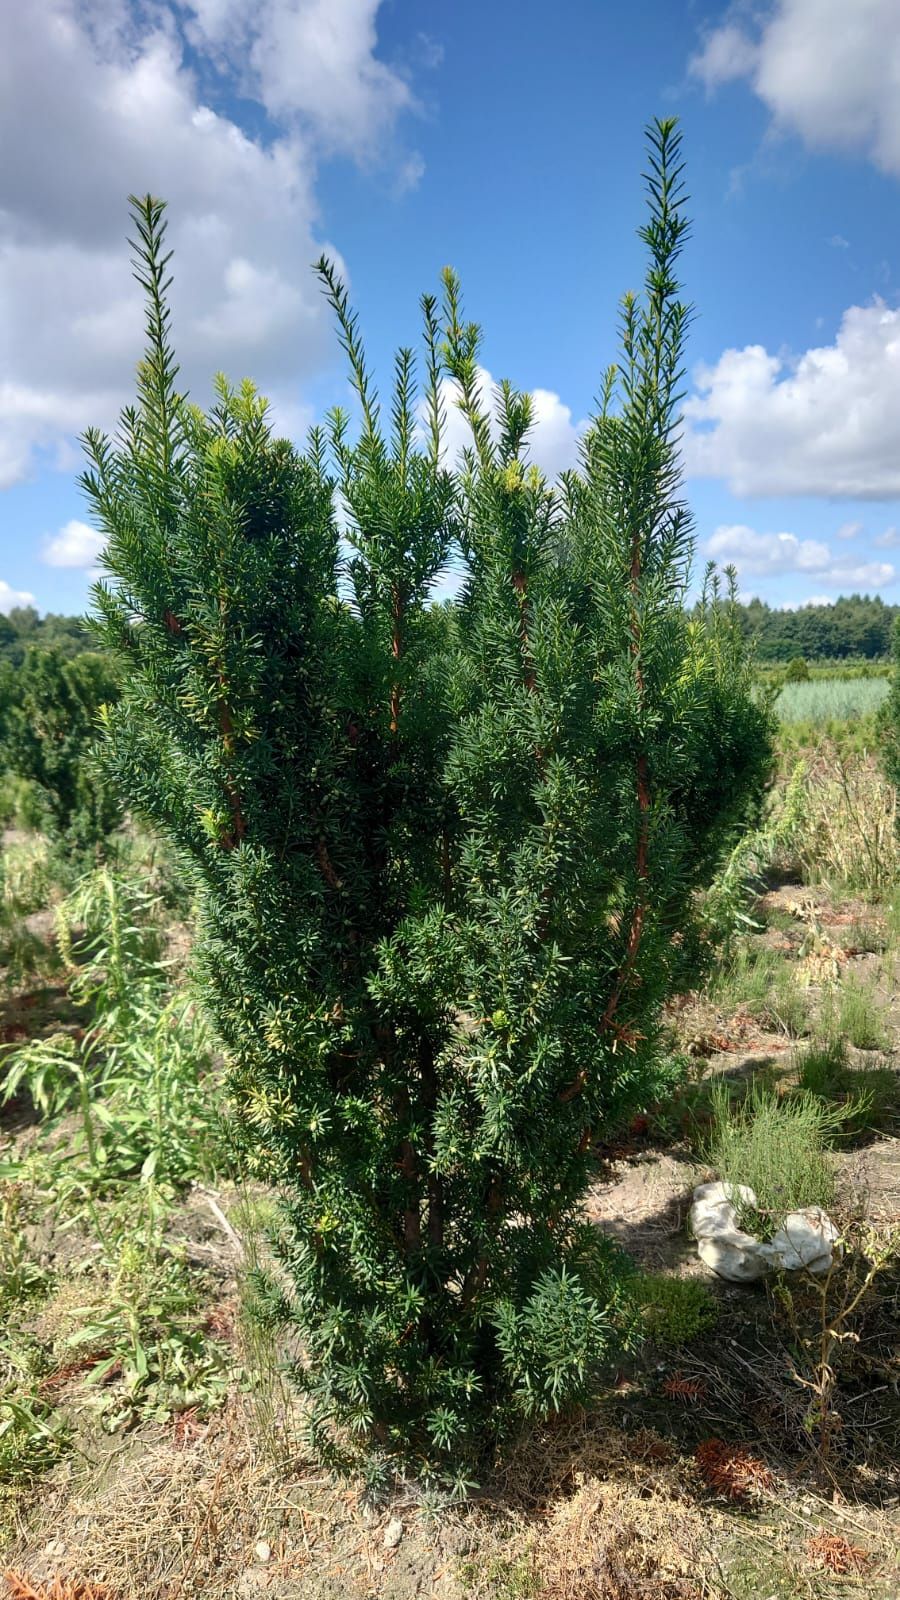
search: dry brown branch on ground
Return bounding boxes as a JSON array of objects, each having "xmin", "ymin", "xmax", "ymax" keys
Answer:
[{"xmin": 805, "ymin": 1530, "xmax": 870, "ymax": 1573}]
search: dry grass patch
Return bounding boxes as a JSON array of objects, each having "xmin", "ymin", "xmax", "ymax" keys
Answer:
[{"xmin": 533, "ymin": 1476, "xmax": 712, "ymax": 1599}]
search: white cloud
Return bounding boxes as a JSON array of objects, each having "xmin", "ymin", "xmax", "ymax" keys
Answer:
[
  {"xmin": 819, "ymin": 561, "xmax": 897, "ymax": 588},
  {"xmin": 180, "ymin": 0, "xmax": 416, "ymax": 160},
  {"xmin": 525, "ymin": 388, "xmax": 587, "ymax": 478},
  {"xmin": 43, "ymin": 519, "xmax": 106, "ymax": 569},
  {"xmin": 684, "ymin": 302, "xmax": 900, "ymax": 497},
  {"xmin": 691, "ymin": 21, "xmax": 759, "ymax": 88},
  {"xmin": 435, "ymin": 366, "xmax": 587, "ymax": 481},
  {"xmin": 0, "ymin": 1, "xmax": 423, "ymax": 488},
  {"xmin": 705, "ymin": 523, "xmax": 897, "ymax": 590},
  {"xmin": 774, "ymin": 594, "xmax": 834, "ymax": 610},
  {"xmin": 875, "ymin": 526, "xmax": 900, "ymax": 547},
  {"xmin": 836, "ymin": 521, "xmax": 862, "ymax": 540},
  {"xmin": 0, "ymin": 580, "xmax": 36, "ymax": 612},
  {"xmin": 691, "ymin": 0, "xmax": 900, "ymax": 177},
  {"xmin": 706, "ymin": 525, "xmax": 831, "ymax": 576}
]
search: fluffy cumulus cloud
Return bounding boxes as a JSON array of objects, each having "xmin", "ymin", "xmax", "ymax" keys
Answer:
[
  {"xmin": 180, "ymin": 0, "xmax": 416, "ymax": 157},
  {"xmin": 706, "ymin": 523, "xmax": 896, "ymax": 589},
  {"xmin": 691, "ymin": 0, "xmax": 900, "ymax": 177},
  {"xmin": 0, "ymin": 1, "xmax": 423, "ymax": 489},
  {"xmin": 0, "ymin": 580, "xmax": 36, "ymax": 613},
  {"xmin": 684, "ymin": 303, "xmax": 900, "ymax": 497},
  {"xmin": 42, "ymin": 519, "xmax": 106, "ymax": 569},
  {"xmin": 433, "ymin": 367, "xmax": 587, "ymax": 481},
  {"xmin": 706, "ymin": 526, "xmax": 830, "ymax": 575}
]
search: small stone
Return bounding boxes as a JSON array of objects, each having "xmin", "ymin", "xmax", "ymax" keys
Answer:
[
  {"xmin": 237, "ymin": 1571, "xmax": 270, "ymax": 1595},
  {"xmin": 43, "ymin": 1538, "xmax": 66, "ymax": 1559},
  {"xmin": 254, "ymin": 1540, "xmax": 272, "ymax": 1564},
  {"xmin": 383, "ymin": 1517, "xmax": 404, "ymax": 1550}
]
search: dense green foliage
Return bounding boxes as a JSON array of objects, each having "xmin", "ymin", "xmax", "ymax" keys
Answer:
[
  {"xmin": 630, "ymin": 1273, "xmax": 718, "ymax": 1347},
  {"xmin": 0, "ymin": 646, "xmax": 121, "ymax": 850},
  {"xmin": 0, "ymin": 606, "xmax": 94, "ymax": 667},
  {"xmin": 731, "ymin": 594, "xmax": 897, "ymax": 661},
  {"xmin": 84, "ymin": 121, "xmax": 772, "ymax": 1483},
  {"xmin": 881, "ymin": 615, "xmax": 900, "ymax": 797}
]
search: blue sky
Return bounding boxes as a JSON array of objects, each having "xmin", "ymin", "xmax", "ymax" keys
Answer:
[{"xmin": 4, "ymin": 0, "xmax": 900, "ymax": 615}]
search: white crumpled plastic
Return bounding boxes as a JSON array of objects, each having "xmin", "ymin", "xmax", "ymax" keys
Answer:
[{"xmin": 689, "ymin": 1180, "xmax": 840, "ymax": 1283}]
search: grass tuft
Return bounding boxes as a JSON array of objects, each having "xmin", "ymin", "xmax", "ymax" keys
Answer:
[
  {"xmin": 796, "ymin": 1036, "xmax": 898, "ymax": 1139},
  {"xmin": 630, "ymin": 1274, "xmax": 718, "ymax": 1347},
  {"xmin": 834, "ymin": 977, "xmax": 889, "ymax": 1051},
  {"xmin": 705, "ymin": 1083, "xmax": 839, "ymax": 1233}
]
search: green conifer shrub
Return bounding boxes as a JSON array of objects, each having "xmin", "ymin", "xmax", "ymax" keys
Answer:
[
  {"xmin": 0, "ymin": 646, "xmax": 121, "ymax": 851},
  {"xmin": 784, "ymin": 654, "xmax": 809, "ymax": 682},
  {"xmin": 83, "ymin": 120, "xmax": 772, "ymax": 1485}
]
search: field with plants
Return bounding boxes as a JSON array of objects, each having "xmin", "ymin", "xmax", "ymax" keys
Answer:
[
  {"xmin": 775, "ymin": 676, "xmax": 889, "ymax": 725},
  {"xmin": 1, "ymin": 127, "xmax": 898, "ymax": 1600}
]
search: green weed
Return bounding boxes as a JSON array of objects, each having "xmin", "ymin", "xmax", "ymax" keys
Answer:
[
  {"xmin": 705, "ymin": 1084, "xmax": 840, "ymax": 1234},
  {"xmin": 787, "ymin": 748, "xmax": 898, "ymax": 897},
  {"xmin": 766, "ymin": 966, "xmax": 810, "ymax": 1037},
  {"xmin": 834, "ymin": 977, "xmax": 889, "ymax": 1051},
  {"xmin": 0, "ymin": 864, "xmax": 232, "ymax": 1438},
  {"xmin": 710, "ymin": 943, "xmax": 809, "ymax": 1036},
  {"xmin": 711, "ymin": 943, "xmax": 782, "ymax": 1016},
  {"xmin": 796, "ymin": 1037, "xmax": 898, "ymax": 1138},
  {"xmin": 0, "ymin": 1394, "xmax": 70, "ymax": 1485},
  {"xmin": 846, "ymin": 916, "xmax": 886, "ymax": 954},
  {"xmin": 51, "ymin": 1194, "xmax": 232, "ymax": 1429},
  {"xmin": 0, "ymin": 1184, "xmax": 51, "ymax": 1315},
  {"xmin": 1, "ymin": 836, "xmax": 59, "ymax": 917},
  {"xmin": 458, "ymin": 1552, "xmax": 538, "ymax": 1599},
  {"xmin": 630, "ymin": 1274, "xmax": 718, "ymax": 1347},
  {"xmin": 0, "ymin": 773, "xmax": 48, "ymax": 832},
  {"xmin": 720, "ymin": 1543, "xmax": 804, "ymax": 1600},
  {"xmin": 2, "ymin": 867, "xmax": 221, "ymax": 1198}
]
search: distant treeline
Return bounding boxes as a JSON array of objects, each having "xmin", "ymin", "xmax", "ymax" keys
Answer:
[
  {"xmin": 0, "ymin": 606, "xmax": 93, "ymax": 666},
  {"xmin": 729, "ymin": 595, "xmax": 899, "ymax": 662},
  {"xmin": 3, "ymin": 592, "xmax": 898, "ymax": 668}
]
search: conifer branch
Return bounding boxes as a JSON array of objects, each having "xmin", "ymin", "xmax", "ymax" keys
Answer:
[
  {"xmin": 127, "ymin": 194, "xmax": 182, "ymax": 485},
  {"xmin": 420, "ymin": 292, "xmax": 445, "ymax": 469},
  {"xmin": 441, "ymin": 267, "xmax": 493, "ymax": 468},
  {"xmin": 315, "ymin": 257, "xmax": 381, "ymax": 447}
]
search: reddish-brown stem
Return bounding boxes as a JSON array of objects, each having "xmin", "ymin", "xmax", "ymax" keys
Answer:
[
  {"xmin": 460, "ymin": 1182, "xmax": 502, "ymax": 1310},
  {"xmin": 419, "ymin": 1038, "xmax": 444, "ymax": 1255},
  {"xmin": 315, "ymin": 837, "xmax": 341, "ymax": 891},
  {"xmin": 512, "ymin": 569, "xmax": 537, "ymax": 693},
  {"xmin": 440, "ymin": 828, "xmax": 452, "ymax": 907},
  {"xmin": 390, "ymin": 583, "xmax": 403, "ymax": 735},
  {"xmin": 399, "ymin": 1138, "xmax": 422, "ymax": 1250},
  {"xmin": 216, "ymin": 695, "xmax": 247, "ymax": 849}
]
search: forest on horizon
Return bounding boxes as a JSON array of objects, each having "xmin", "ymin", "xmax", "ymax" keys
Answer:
[{"xmin": 2, "ymin": 591, "xmax": 896, "ymax": 668}]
